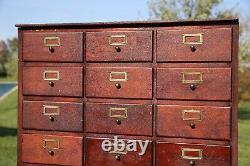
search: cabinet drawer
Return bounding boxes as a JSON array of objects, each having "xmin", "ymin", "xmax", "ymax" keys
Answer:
[
  {"xmin": 86, "ymin": 31, "xmax": 152, "ymax": 62},
  {"xmin": 23, "ymin": 32, "xmax": 83, "ymax": 62},
  {"xmin": 157, "ymin": 28, "xmax": 232, "ymax": 62},
  {"xmin": 23, "ymin": 100, "xmax": 83, "ymax": 132},
  {"xmin": 156, "ymin": 142, "xmax": 230, "ymax": 166},
  {"xmin": 22, "ymin": 134, "xmax": 83, "ymax": 166},
  {"xmin": 23, "ymin": 66, "xmax": 83, "ymax": 97},
  {"xmin": 85, "ymin": 103, "xmax": 153, "ymax": 136},
  {"xmin": 157, "ymin": 105, "xmax": 230, "ymax": 140},
  {"xmin": 86, "ymin": 67, "xmax": 152, "ymax": 99},
  {"xmin": 157, "ymin": 68, "xmax": 231, "ymax": 100},
  {"xmin": 85, "ymin": 137, "xmax": 152, "ymax": 166}
]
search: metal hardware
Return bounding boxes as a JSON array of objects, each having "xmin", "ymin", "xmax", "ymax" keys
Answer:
[
  {"xmin": 190, "ymin": 84, "xmax": 196, "ymax": 91},
  {"xmin": 44, "ymin": 37, "xmax": 61, "ymax": 47},
  {"xmin": 109, "ymin": 149, "xmax": 127, "ymax": 155},
  {"xmin": 43, "ymin": 138, "xmax": 60, "ymax": 150},
  {"xmin": 190, "ymin": 160, "xmax": 196, "ymax": 166},
  {"xmin": 190, "ymin": 45, "xmax": 196, "ymax": 52},
  {"xmin": 49, "ymin": 116, "xmax": 55, "ymax": 122},
  {"xmin": 115, "ymin": 154, "xmax": 121, "ymax": 161},
  {"xmin": 115, "ymin": 83, "xmax": 122, "ymax": 89},
  {"xmin": 182, "ymin": 110, "xmax": 202, "ymax": 121},
  {"xmin": 109, "ymin": 107, "xmax": 128, "ymax": 119},
  {"xmin": 181, "ymin": 72, "xmax": 203, "ymax": 84},
  {"xmin": 109, "ymin": 35, "xmax": 127, "ymax": 46},
  {"xmin": 116, "ymin": 119, "xmax": 122, "ymax": 125},
  {"xmin": 109, "ymin": 72, "xmax": 128, "ymax": 82},
  {"xmin": 181, "ymin": 148, "xmax": 203, "ymax": 160},
  {"xmin": 43, "ymin": 105, "xmax": 60, "ymax": 116},
  {"xmin": 48, "ymin": 150, "xmax": 54, "ymax": 156},
  {"xmin": 48, "ymin": 81, "xmax": 55, "ymax": 87},
  {"xmin": 43, "ymin": 70, "xmax": 60, "ymax": 81},
  {"xmin": 115, "ymin": 46, "xmax": 121, "ymax": 52},
  {"xmin": 182, "ymin": 33, "xmax": 203, "ymax": 45},
  {"xmin": 190, "ymin": 122, "xmax": 196, "ymax": 129}
]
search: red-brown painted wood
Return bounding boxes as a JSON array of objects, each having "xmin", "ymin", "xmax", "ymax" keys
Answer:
[
  {"xmin": 23, "ymin": 32, "xmax": 83, "ymax": 62},
  {"xmin": 23, "ymin": 100, "xmax": 83, "ymax": 132},
  {"xmin": 86, "ymin": 31, "xmax": 152, "ymax": 62},
  {"xmin": 85, "ymin": 103, "xmax": 153, "ymax": 136},
  {"xmin": 86, "ymin": 67, "xmax": 153, "ymax": 99},
  {"xmin": 85, "ymin": 137, "xmax": 152, "ymax": 166},
  {"xmin": 22, "ymin": 134, "xmax": 83, "ymax": 165},
  {"xmin": 157, "ymin": 28, "xmax": 232, "ymax": 62},
  {"xmin": 23, "ymin": 66, "xmax": 83, "ymax": 97},
  {"xmin": 156, "ymin": 142, "xmax": 230, "ymax": 166},
  {"xmin": 157, "ymin": 68, "xmax": 231, "ymax": 100},
  {"xmin": 157, "ymin": 105, "xmax": 230, "ymax": 140}
]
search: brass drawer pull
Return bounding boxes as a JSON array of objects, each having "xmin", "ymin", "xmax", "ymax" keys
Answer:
[
  {"xmin": 109, "ymin": 35, "xmax": 127, "ymax": 46},
  {"xmin": 109, "ymin": 107, "xmax": 128, "ymax": 119},
  {"xmin": 182, "ymin": 33, "xmax": 203, "ymax": 45},
  {"xmin": 43, "ymin": 70, "xmax": 60, "ymax": 81},
  {"xmin": 181, "ymin": 72, "xmax": 203, "ymax": 84},
  {"xmin": 44, "ymin": 36, "xmax": 61, "ymax": 47},
  {"xmin": 182, "ymin": 110, "xmax": 202, "ymax": 121},
  {"xmin": 43, "ymin": 105, "xmax": 60, "ymax": 116},
  {"xmin": 181, "ymin": 148, "xmax": 203, "ymax": 160},
  {"xmin": 43, "ymin": 138, "xmax": 60, "ymax": 150},
  {"xmin": 109, "ymin": 71, "xmax": 128, "ymax": 82}
]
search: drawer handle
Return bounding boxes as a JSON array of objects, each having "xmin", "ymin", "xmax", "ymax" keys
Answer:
[
  {"xmin": 181, "ymin": 148, "xmax": 203, "ymax": 160},
  {"xmin": 109, "ymin": 107, "xmax": 128, "ymax": 119},
  {"xmin": 182, "ymin": 110, "xmax": 202, "ymax": 121},
  {"xmin": 109, "ymin": 35, "xmax": 127, "ymax": 46},
  {"xmin": 182, "ymin": 33, "xmax": 203, "ymax": 45},
  {"xmin": 44, "ymin": 36, "xmax": 61, "ymax": 53},
  {"xmin": 109, "ymin": 72, "xmax": 128, "ymax": 82},
  {"xmin": 43, "ymin": 138, "xmax": 60, "ymax": 150},
  {"xmin": 43, "ymin": 105, "xmax": 60, "ymax": 122},
  {"xmin": 181, "ymin": 72, "xmax": 203, "ymax": 84},
  {"xmin": 43, "ymin": 70, "xmax": 60, "ymax": 81}
]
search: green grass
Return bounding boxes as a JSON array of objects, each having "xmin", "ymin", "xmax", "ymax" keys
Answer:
[
  {"xmin": 0, "ymin": 90, "xmax": 249, "ymax": 165},
  {"xmin": 238, "ymin": 102, "xmax": 250, "ymax": 166},
  {"xmin": 0, "ymin": 90, "xmax": 17, "ymax": 166},
  {"xmin": 0, "ymin": 76, "xmax": 17, "ymax": 82}
]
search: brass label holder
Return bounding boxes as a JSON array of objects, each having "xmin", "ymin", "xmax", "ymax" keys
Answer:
[
  {"xmin": 109, "ymin": 35, "xmax": 127, "ymax": 46},
  {"xmin": 109, "ymin": 72, "xmax": 128, "ymax": 82},
  {"xmin": 109, "ymin": 107, "xmax": 128, "ymax": 119},
  {"xmin": 181, "ymin": 148, "xmax": 203, "ymax": 160},
  {"xmin": 181, "ymin": 72, "xmax": 203, "ymax": 84},
  {"xmin": 43, "ymin": 70, "xmax": 60, "ymax": 81},
  {"xmin": 43, "ymin": 105, "xmax": 60, "ymax": 116},
  {"xmin": 182, "ymin": 110, "xmax": 202, "ymax": 121},
  {"xmin": 44, "ymin": 36, "xmax": 61, "ymax": 47},
  {"xmin": 182, "ymin": 33, "xmax": 203, "ymax": 45},
  {"xmin": 43, "ymin": 138, "xmax": 60, "ymax": 150}
]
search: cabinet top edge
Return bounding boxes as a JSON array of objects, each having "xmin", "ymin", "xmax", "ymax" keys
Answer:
[{"xmin": 15, "ymin": 18, "xmax": 239, "ymax": 29}]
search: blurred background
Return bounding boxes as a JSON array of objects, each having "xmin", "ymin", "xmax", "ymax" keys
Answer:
[{"xmin": 0, "ymin": 0, "xmax": 249, "ymax": 165}]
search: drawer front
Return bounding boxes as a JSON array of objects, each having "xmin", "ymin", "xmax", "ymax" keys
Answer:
[
  {"xmin": 85, "ymin": 103, "xmax": 153, "ymax": 136},
  {"xmin": 23, "ymin": 32, "xmax": 83, "ymax": 62},
  {"xmin": 23, "ymin": 100, "xmax": 83, "ymax": 132},
  {"xmin": 157, "ymin": 68, "xmax": 231, "ymax": 100},
  {"xmin": 86, "ymin": 67, "xmax": 152, "ymax": 99},
  {"xmin": 156, "ymin": 142, "xmax": 230, "ymax": 166},
  {"xmin": 85, "ymin": 137, "xmax": 152, "ymax": 166},
  {"xmin": 86, "ymin": 31, "xmax": 152, "ymax": 62},
  {"xmin": 157, "ymin": 105, "xmax": 230, "ymax": 140},
  {"xmin": 23, "ymin": 66, "xmax": 83, "ymax": 97},
  {"xmin": 22, "ymin": 134, "xmax": 83, "ymax": 165},
  {"xmin": 157, "ymin": 28, "xmax": 232, "ymax": 62}
]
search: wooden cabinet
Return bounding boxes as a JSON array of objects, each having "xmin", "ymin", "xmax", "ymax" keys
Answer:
[{"xmin": 16, "ymin": 19, "xmax": 239, "ymax": 166}]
